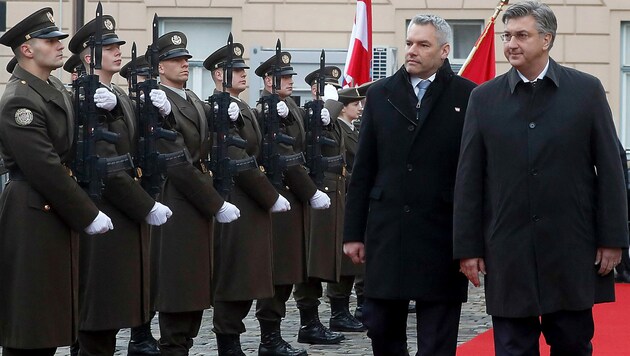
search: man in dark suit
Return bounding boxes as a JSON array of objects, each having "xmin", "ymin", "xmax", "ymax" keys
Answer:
[
  {"xmin": 343, "ymin": 14, "xmax": 476, "ymax": 356},
  {"xmin": 454, "ymin": 2, "xmax": 629, "ymax": 355}
]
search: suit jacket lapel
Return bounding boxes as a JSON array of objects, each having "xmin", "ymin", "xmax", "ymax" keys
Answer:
[
  {"xmin": 385, "ymin": 67, "xmax": 417, "ymax": 126},
  {"xmin": 161, "ymin": 84, "xmax": 199, "ymax": 129}
]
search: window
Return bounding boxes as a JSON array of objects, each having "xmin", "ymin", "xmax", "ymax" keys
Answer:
[
  {"xmin": 159, "ymin": 18, "xmax": 231, "ymax": 100},
  {"xmin": 0, "ymin": 1, "xmax": 5, "ymax": 33},
  {"xmin": 447, "ymin": 20, "xmax": 485, "ymax": 73},
  {"xmin": 621, "ymin": 23, "xmax": 630, "ymax": 147}
]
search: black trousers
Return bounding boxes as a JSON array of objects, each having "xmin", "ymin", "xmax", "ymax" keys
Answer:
[
  {"xmin": 492, "ymin": 309, "xmax": 594, "ymax": 356},
  {"xmin": 293, "ymin": 278, "xmax": 322, "ymax": 309},
  {"xmin": 77, "ymin": 329, "xmax": 118, "ymax": 356},
  {"xmin": 213, "ymin": 300, "xmax": 253, "ymax": 334},
  {"xmin": 363, "ymin": 297, "xmax": 461, "ymax": 356},
  {"xmin": 1, "ymin": 348, "xmax": 56, "ymax": 356},
  {"xmin": 158, "ymin": 310, "xmax": 203, "ymax": 356},
  {"xmin": 255, "ymin": 284, "xmax": 293, "ymax": 322}
]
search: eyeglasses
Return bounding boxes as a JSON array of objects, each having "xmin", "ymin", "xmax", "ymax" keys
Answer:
[{"xmin": 500, "ymin": 31, "xmax": 542, "ymax": 43}]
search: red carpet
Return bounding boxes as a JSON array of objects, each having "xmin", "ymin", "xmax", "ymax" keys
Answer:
[{"xmin": 457, "ymin": 284, "xmax": 630, "ymax": 355}]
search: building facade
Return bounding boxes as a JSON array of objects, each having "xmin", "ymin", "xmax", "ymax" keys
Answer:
[{"xmin": 1, "ymin": 0, "xmax": 630, "ymax": 143}]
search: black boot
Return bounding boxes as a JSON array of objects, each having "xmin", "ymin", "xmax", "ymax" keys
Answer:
[
  {"xmin": 329, "ymin": 297, "xmax": 367, "ymax": 332},
  {"xmin": 258, "ymin": 320, "xmax": 307, "ymax": 356},
  {"xmin": 128, "ymin": 321, "xmax": 160, "ymax": 356},
  {"xmin": 297, "ymin": 306, "xmax": 345, "ymax": 344},
  {"xmin": 354, "ymin": 295, "xmax": 364, "ymax": 322},
  {"xmin": 216, "ymin": 334, "xmax": 245, "ymax": 356}
]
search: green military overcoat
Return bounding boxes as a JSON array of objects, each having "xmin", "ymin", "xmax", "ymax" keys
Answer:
[{"xmin": 0, "ymin": 65, "xmax": 99, "ymax": 348}]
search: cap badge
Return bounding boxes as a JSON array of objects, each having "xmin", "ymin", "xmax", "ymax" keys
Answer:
[
  {"xmin": 234, "ymin": 47, "xmax": 242, "ymax": 57},
  {"xmin": 15, "ymin": 108, "xmax": 33, "ymax": 126},
  {"xmin": 332, "ymin": 68, "xmax": 340, "ymax": 77},
  {"xmin": 104, "ymin": 19, "xmax": 114, "ymax": 31},
  {"xmin": 171, "ymin": 35, "xmax": 182, "ymax": 45},
  {"xmin": 46, "ymin": 12, "xmax": 55, "ymax": 24},
  {"xmin": 281, "ymin": 54, "xmax": 290, "ymax": 64}
]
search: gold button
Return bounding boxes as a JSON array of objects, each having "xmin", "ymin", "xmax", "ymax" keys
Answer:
[
  {"xmin": 43, "ymin": 204, "xmax": 51, "ymax": 211},
  {"xmin": 20, "ymin": 80, "xmax": 26, "ymax": 84},
  {"xmin": 324, "ymin": 187, "xmax": 329, "ymax": 191},
  {"xmin": 259, "ymin": 165, "xmax": 266, "ymax": 173}
]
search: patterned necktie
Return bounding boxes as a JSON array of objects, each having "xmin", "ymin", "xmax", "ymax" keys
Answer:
[{"xmin": 416, "ymin": 80, "xmax": 431, "ymax": 104}]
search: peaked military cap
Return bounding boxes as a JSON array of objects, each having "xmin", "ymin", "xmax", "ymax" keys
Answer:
[
  {"xmin": 120, "ymin": 55, "xmax": 151, "ymax": 79},
  {"xmin": 254, "ymin": 51, "xmax": 297, "ymax": 78},
  {"xmin": 0, "ymin": 8, "xmax": 68, "ymax": 50},
  {"xmin": 69, "ymin": 15, "xmax": 126, "ymax": 54},
  {"xmin": 304, "ymin": 66, "xmax": 342, "ymax": 88},
  {"xmin": 203, "ymin": 43, "xmax": 249, "ymax": 71},
  {"xmin": 337, "ymin": 87, "xmax": 365, "ymax": 106},
  {"xmin": 63, "ymin": 54, "xmax": 84, "ymax": 74},
  {"xmin": 356, "ymin": 79, "xmax": 376, "ymax": 96},
  {"xmin": 6, "ymin": 57, "xmax": 17, "ymax": 74},
  {"xmin": 157, "ymin": 32, "xmax": 192, "ymax": 61}
]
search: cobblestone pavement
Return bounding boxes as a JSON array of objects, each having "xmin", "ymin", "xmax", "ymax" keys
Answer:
[{"xmin": 28, "ymin": 284, "xmax": 489, "ymax": 356}]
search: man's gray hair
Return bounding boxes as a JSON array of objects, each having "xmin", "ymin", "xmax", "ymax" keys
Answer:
[
  {"xmin": 502, "ymin": 0, "xmax": 557, "ymax": 49},
  {"xmin": 407, "ymin": 15, "xmax": 451, "ymax": 46}
]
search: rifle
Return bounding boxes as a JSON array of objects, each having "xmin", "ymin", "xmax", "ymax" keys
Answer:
[
  {"xmin": 304, "ymin": 50, "xmax": 344, "ymax": 187},
  {"xmin": 207, "ymin": 33, "xmax": 257, "ymax": 198},
  {"xmin": 134, "ymin": 14, "xmax": 188, "ymax": 198},
  {"xmin": 72, "ymin": 2, "xmax": 134, "ymax": 201},
  {"xmin": 259, "ymin": 39, "xmax": 305, "ymax": 188}
]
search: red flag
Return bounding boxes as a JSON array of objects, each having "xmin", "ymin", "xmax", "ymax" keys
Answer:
[
  {"xmin": 342, "ymin": 0, "xmax": 372, "ymax": 87},
  {"xmin": 458, "ymin": 0, "xmax": 509, "ymax": 84},
  {"xmin": 459, "ymin": 21, "xmax": 496, "ymax": 84}
]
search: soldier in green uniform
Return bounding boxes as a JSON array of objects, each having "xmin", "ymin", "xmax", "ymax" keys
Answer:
[
  {"xmin": 150, "ymin": 31, "xmax": 240, "ymax": 356},
  {"xmin": 63, "ymin": 54, "xmax": 84, "ymax": 82},
  {"xmin": 69, "ymin": 14, "xmax": 173, "ymax": 355},
  {"xmin": 293, "ymin": 66, "xmax": 365, "ymax": 336},
  {"xmin": 254, "ymin": 50, "xmax": 332, "ymax": 356},
  {"xmin": 204, "ymin": 41, "xmax": 291, "ymax": 356},
  {"xmin": 323, "ymin": 87, "xmax": 367, "ymax": 332},
  {"xmin": 0, "ymin": 8, "xmax": 113, "ymax": 356}
]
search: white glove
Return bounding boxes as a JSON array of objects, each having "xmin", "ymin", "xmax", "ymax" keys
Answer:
[
  {"xmin": 84, "ymin": 211, "xmax": 114, "ymax": 235},
  {"xmin": 321, "ymin": 108, "xmax": 331, "ymax": 125},
  {"xmin": 277, "ymin": 101, "xmax": 289, "ymax": 118},
  {"xmin": 310, "ymin": 189, "xmax": 331, "ymax": 209},
  {"xmin": 323, "ymin": 84, "xmax": 339, "ymax": 101},
  {"xmin": 145, "ymin": 202, "xmax": 173, "ymax": 226},
  {"xmin": 271, "ymin": 194, "xmax": 291, "ymax": 213},
  {"xmin": 150, "ymin": 89, "xmax": 172, "ymax": 116},
  {"xmin": 215, "ymin": 201, "xmax": 241, "ymax": 223},
  {"xmin": 94, "ymin": 87, "xmax": 117, "ymax": 111},
  {"xmin": 228, "ymin": 102, "xmax": 240, "ymax": 122}
]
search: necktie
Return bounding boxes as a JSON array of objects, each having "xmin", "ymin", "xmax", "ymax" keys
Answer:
[{"xmin": 416, "ymin": 80, "xmax": 430, "ymax": 105}]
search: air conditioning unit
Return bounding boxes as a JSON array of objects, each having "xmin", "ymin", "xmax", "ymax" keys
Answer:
[{"xmin": 371, "ymin": 47, "xmax": 397, "ymax": 80}]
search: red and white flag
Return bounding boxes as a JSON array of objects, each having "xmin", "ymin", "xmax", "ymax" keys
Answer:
[{"xmin": 342, "ymin": 0, "xmax": 372, "ymax": 87}]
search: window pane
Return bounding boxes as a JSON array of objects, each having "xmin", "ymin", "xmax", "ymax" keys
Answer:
[
  {"xmin": 623, "ymin": 23, "xmax": 630, "ymax": 67},
  {"xmin": 450, "ymin": 22, "xmax": 484, "ymax": 60}
]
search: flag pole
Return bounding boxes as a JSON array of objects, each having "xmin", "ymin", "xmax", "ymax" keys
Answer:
[{"xmin": 458, "ymin": 0, "xmax": 509, "ymax": 76}]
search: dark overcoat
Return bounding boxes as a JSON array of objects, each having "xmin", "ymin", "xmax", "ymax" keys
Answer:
[
  {"xmin": 213, "ymin": 94, "xmax": 278, "ymax": 301},
  {"xmin": 307, "ymin": 118, "xmax": 346, "ymax": 282},
  {"xmin": 453, "ymin": 59, "xmax": 629, "ymax": 317},
  {"xmin": 337, "ymin": 119, "xmax": 363, "ymax": 276},
  {"xmin": 151, "ymin": 85, "xmax": 224, "ymax": 312},
  {"xmin": 344, "ymin": 60, "xmax": 474, "ymax": 301},
  {"xmin": 78, "ymin": 84, "xmax": 155, "ymax": 331},
  {"xmin": 257, "ymin": 91, "xmax": 317, "ymax": 285},
  {"xmin": 0, "ymin": 65, "xmax": 99, "ymax": 348}
]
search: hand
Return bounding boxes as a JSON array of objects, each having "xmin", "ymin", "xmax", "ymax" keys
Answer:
[
  {"xmin": 595, "ymin": 247, "xmax": 622, "ymax": 276},
  {"xmin": 84, "ymin": 211, "xmax": 114, "ymax": 235},
  {"xmin": 321, "ymin": 108, "xmax": 331, "ymax": 125},
  {"xmin": 309, "ymin": 189, "xmax": 331, "ymax": 209},
  {"xmin": 270, "ymin": 194, "xmax": 291, "ymax": 213},
  {"xmin": 343, "ymin": 242, "xmax": 365, "ymax": 264},
  {"xmin": 459, "ymin": 258, "xmax": 486, "ymax": 287},
  {"xmin": 145, "ymin": 202, "xmax": 173, "ymax": 226},
  {"xmin": 150, "ymin": 89, "xmax": 172, "ymax": 116},
  {"xmin": 323, "ymin": 84, "xmax": 339, "ymax": 101},
  {"xmin": 215, "ymin": 201, "xmax": 240, "ymax": 223},
  {"xmin": 228, "ymin": 102, "xmax": 240, "ymax": 122},
  {"xmin": 94, "ymin": 88, "xmax": 117, "ymax": 111},
  {"xmin": 277, "ymin": 101, "xmax": 289, "ymax": 118}
]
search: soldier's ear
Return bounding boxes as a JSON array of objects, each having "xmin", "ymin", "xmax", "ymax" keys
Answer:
[
  {"xmin": 264, "ymin": 75, "xmax": 272, "ymax": 87},
  {"xmin": 19, "ymin": 43, "xmax": 34, "ymax": 59},
  {"xmin": 158, "ymin": 63, "xmax": 165, "ymax": 75},
  {"xmin": 83, "ymin": 54, "xmax": 92, "ymax": 65}
]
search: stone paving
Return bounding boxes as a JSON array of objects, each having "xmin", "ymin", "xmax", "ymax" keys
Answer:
[{"xmin": 31, "ymin": 283, "xmax": 490, "ymax": 356}]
